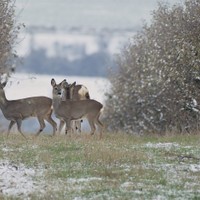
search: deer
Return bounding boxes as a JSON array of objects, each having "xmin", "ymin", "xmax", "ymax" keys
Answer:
[
  {"xmin": 51, "ymin": 78, "xmax": 103, "ymax": 138},
  {"xmin": 0, "ymin": 81, "xmax": 57, "ymax": 138},
  {"xmin": 59, "ymin": 79, "xmax": 90, "ymax": 133}
]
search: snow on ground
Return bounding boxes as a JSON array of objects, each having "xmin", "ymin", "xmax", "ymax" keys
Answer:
[
  {"xmin": 0, "ymin": 160, "xmax": 45, "ymax": 198},
  {"xmin": 5, "ymin": 73, "xmax": 110, "ymax": 104},
  {"xmin": 145, "ymin": 142, "xmax": 180, "ymax": 149},
  {"xmin": 189, "ymin": 164, "xmax": 200, "ymax": 172},
  {"xmin": 0, "ymin": 142, "xmax": 200, "ymax": 198}
]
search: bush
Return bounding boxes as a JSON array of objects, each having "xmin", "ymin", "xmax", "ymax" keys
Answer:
[
  {"xmin": 105, "ymin": 0, "xmax": 200, "ymax": 134},
  {"xmin": 0, "ymin": 0, "xmax": 21, "ymax": 77}
]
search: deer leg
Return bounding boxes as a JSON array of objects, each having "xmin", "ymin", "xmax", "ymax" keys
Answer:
[
  {"xmin": 36, "ymin": 117, "xmax": 45, "ymax": 136},
  {"xmin": 59, "ymin": 120, "xmax": 65, "ymax": 134},
  {"xmin": 16, "ymin": 119, "xmax": 26, "ymax": 139},
  {"xmin": 94, "ymin": 115, "xmax": 104, "ymax": 139},
  {"xmin": 70, "ymin": 121, "xmax": 77, "ymax": 133},
  {"xmin": 75, "ymin": 120, "xmax": 81, "ymax": 133},
  {"xmin": 65, "ymin": 119, "xmax": 71, "ymax": 135},
  {"xmin": 7, "ymin": 120, "xmax": 15, "ymax": 137},
  {"xmin": 45, "ymin": 115, "xmax": 57, "ymax": 136},
  {"xmin": 87, "ymin": 118, "xmax": 96, "ymax": 135}
]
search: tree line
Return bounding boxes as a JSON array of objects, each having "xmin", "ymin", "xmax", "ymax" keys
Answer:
[{"xmin": 105, "ymin": 0, "xmax": 200, "ymax": 134}]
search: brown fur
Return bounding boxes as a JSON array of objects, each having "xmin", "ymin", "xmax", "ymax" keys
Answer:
[
  {"xmin": 0, "ymin": 82, "xmax": 57, "ymax": 138},
  {"xmin": 51, "ymin": 79, "xmax": 103, "ymax": 138}
]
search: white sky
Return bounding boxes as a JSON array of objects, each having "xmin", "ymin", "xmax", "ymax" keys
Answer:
[{"xmin": 15, "ymin": 0, "xmax": 184, "ymax": 29}]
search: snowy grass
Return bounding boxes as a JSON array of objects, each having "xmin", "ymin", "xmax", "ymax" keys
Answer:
[{"xmin": 0, "ymin": 133, "xmax": 200, "ymax": 199}]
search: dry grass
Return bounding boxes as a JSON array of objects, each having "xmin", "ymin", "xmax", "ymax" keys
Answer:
[{"xmin": 0, "ymin": 132, "xmax": 200, "ymax": 199}]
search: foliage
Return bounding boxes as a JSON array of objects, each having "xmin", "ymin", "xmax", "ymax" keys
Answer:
[
  {"xmin": 105, "ymin": 0, "xmax": 200, "ymax": 134},
  {"xmin": 0, "ymin": 0, "xmax": 22, "ymax": 77}
]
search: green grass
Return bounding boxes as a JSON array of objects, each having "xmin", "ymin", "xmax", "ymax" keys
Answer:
[{"xmin": 0, "ymin": 132, "xmax": 200, "ymax": 199}]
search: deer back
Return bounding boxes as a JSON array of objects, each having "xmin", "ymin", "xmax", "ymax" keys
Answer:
[
  {"xmin": 5, "ymin": 97, "xmax": 52, "ymax": 120},
  {"xmin": 56, "ymin": 99, "xmax": 102, "ymax": 120},
  {"xmin": 0, "ymin": 82, "xmax": 52, "ymax": 120}
]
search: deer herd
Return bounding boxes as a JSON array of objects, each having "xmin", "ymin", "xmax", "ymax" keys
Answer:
[{"xmin": 0, "ymin": 78, "xmax": 104, "ymax": 139}]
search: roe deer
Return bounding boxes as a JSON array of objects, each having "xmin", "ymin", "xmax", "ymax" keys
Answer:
[
  {"xmin": 0, "ymin": 81, "xmax": 57, "ymax": 138},
  {"xmin": 59, "ymin": 80, "xmax": 90, "ymax": 133},
  {"xmin": 62, "ymin": 81, "xmax": 90, "ymax": 102},
  {"xmin": 51, "ymin": 78, "xmax": 103, "ymax": 138}
]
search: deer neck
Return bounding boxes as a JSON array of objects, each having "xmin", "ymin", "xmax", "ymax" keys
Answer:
[
  {"xmin": 52, "ymin": 95, "xmax": 61, "ymax": 109},
  {"xmin": 62, "ymin": 90, "xmax": 73, "ymax": 101},
  {"xmin": 0, "ymin": 90, "xmax": 8, "ymax": 107}
]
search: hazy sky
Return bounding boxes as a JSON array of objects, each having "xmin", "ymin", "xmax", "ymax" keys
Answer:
[{"xmin": 15, "ymin": 0, "xmax": 184, "ymax": 29}]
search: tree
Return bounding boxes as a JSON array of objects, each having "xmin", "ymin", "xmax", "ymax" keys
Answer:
[
  {"xmin": 104, "ymin": 0, "xmax": 200, "ymax": 134},
  {"xmin": 0, "ymin": 0, "xmax": 21, "ymax": 77}
]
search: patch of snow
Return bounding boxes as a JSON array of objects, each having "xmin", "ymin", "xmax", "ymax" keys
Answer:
[
  {"xmin": 65, "ymin": 177, "xmax": 103, "ymax": 192},
  {"xmin": 1, "ymin": 147, "xmax": 13, "ymax": 152},
  {"xmin": 2, "ymin": 146, "xmax": 24, "ymax": 153},
  {"xmin": 0, "ymin": 160, "xmax": 45, "ymax": 198},
  {"xmin": 189, "ymin": 164, "xmax": 200, "ymax": 172},
  {"xmin": 120, "ymin": 181, "xmax": 134, "ymax": 188},
  {"xmin": 155, "ymin": 195, "xmax": 168, "ymax": 200},
  {"xmin": 67, "ymin": 177, "xmax": 102, "ymax": 184},
  {"xmin": 145, "ymin": 142, "xmax": 180, "ymax": 149}
]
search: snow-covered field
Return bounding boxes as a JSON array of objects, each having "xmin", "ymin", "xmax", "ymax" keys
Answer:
[
  {"xmin": 0, "ymin": 160, "xmax": 45, "ymax": 198},
  {"xmin": 0, "ymin": 73, "xmax": 110, "ymax": 133},
  {"xmin": 0, "ymin": 140, "xmax": 199, "ymax": 199},
  {"xmin": 5, "ymin": 73, "xmax": 109, "ymax": 103}
]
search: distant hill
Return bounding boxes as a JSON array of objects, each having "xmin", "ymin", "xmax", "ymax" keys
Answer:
[{"xmin": 16, "ymin": 27, "xmax": 135, "ymax": 77}]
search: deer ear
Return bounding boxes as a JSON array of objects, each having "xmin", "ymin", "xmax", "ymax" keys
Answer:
[
  {"xmin": 69, "ymin": 82, "xmax": 76, "ymax": 88},
  {"xmin": 51, "ymin": 78, "xmax": 56, "ymax": 86},
  {"xmin": 1, "ymin": 81, "xmax": 7, "ymax": 88},
  {"xmin": 61, "ymin": 81, "xmax": 68, "ymax": 88},
  {"xmin": 61, "ymin": 79, "xmax": 67, "ymax": 84},
  {"xmin": 61, "ymin": 79, "xmax": 67, "ymax": 86},
  {"xmin": 72, "ymin": 82, "xmax": 76, "ymax": 87}
]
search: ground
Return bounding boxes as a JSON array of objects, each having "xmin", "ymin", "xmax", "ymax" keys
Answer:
[{"xmin": 0, "ymin": 132, "xmax": 200, "ymax": 199}]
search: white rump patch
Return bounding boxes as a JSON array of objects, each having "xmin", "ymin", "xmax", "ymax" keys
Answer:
[{"xmin": 78, "ymin": 86, "xmax": 89, "ymax": 100}]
